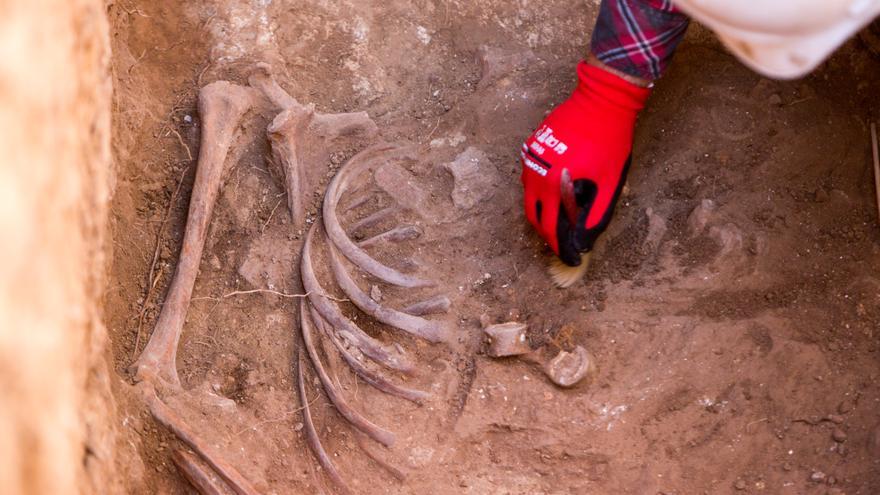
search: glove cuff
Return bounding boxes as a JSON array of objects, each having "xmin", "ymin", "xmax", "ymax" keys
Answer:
[{"xmin": 574, "ymin": 60, "xmax": 652, "ymax": 112}]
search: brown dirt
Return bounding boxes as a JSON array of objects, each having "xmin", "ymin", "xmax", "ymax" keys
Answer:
[{"xmin": 106, "ymin": 1, "xmax": 880, "ymax": 493}]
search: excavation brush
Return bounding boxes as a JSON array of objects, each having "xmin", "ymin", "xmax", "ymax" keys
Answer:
[{"xmin": 549, "ymin": 168, "xmax": 590, "ymax": 288}]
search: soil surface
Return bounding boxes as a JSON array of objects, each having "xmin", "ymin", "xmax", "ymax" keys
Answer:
[{"xmin": 106, "ymin": 1, "xmax": 880, "ymax": 493}]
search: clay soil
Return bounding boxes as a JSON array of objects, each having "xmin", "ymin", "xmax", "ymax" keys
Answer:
[{"xmin": 105, "ymin": 1, "xmax": 880, "ymax": 493}]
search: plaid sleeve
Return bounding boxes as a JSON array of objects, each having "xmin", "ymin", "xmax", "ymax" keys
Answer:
[{"xmin": 590, "ymin": 0, "xmax": 690, "ymax": 81}]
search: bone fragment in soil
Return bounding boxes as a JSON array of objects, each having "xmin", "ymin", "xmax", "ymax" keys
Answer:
[
  {"xmin": 323, "ymin": 144, "xmax": 435, "ymax": 288},
  {"xmin": 300, "ymin": 299, "xmax": 397, "ymax": 447},
  {"xmin": 348, "ymin": 205, "xmax": 400, "ymax": 236},
  {"xmin": 297, "ymin": 351, "xmax": 353, "ymax": 495},
  {"xmin": 141, "ymin": 384, "xmax": 260, "ymax": 495},
  {"xmin": 172, "ymin": 449, "xmax": 231, "ymax": 495},
  {"xmin": 402, "ymin": 295, "xmax": 452, "ymax": 316},
  {"xmin": 132, "ymin": 81, "xmax": 255, "ymax": 388},
  {"xmin": 484, "ymin": 322, "xmax": 531, "ymax": 357},
  {"xmin": 353, "ymin": 430, "xmax": 408, "ymax": 482},
  {"xmin": 542, "ymin": 346, "xmax": 596, "ymax": 388},
  {"xmin": 358, "ymin": 224, "xmax": 423, "ymax": 248},
  {"xmin": 310, "ymin": 306, "xmax": 429, "ymax": 404},
  {"xmin": 329, "ymin": 243, "xmax": 449, "ymax": 344},
  {"xmin": 300, "ymin": 223, "xmax": 415, "ymax": 373}
]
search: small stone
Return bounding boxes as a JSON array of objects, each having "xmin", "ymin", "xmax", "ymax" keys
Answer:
[
  {"xmin": 369, "ymin": 285, "xmax": 382, "ymax": 302},
  {"xmin": 782, "ymin": 462, "xmax": 792, "ymax": 472},
  {"xmin": 768, "ymin": 93, "xmax": 783, "ymax": 106},
  {"xmin": 837, "ymin": 399, "xmax": 854, "ymax": 414},
  {"xmin": 810, "ymin": 471, "xmax": 826, "ymax": 483},
  {"xmin": 832, "ymin": 428, "xmax": 847, "ymax": 443},
  {"xmin": 813, "ymin": 188, "xmax": 829, "ymax": 203},
  {"xmin": 734, "ymin": 479, "xmax": 747, "ymax": 490},
  {"xmin": 294, "ymin": 422, "xmax": 304, "ymax": 432},
  {"xmin": 827, "ymin": 414, "xmax": 844, "ymax": 424},
  {"xmin": 826, "ymin": 476, "xmax": 836, "ymax": 486},
  {"xmin": 183, "ymin": 114, "xmax": 193, "ymax": 123}
]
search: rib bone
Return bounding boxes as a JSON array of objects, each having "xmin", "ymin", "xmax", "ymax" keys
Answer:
[
  {"xmin": 323, "ymin": 144, "xmax": 435, "ymax": 288},
  {"xmin": 301, "ymin": 223, "xmax": 414, "ymax": 373},
  {"xmin": 133, "ymin": 81, "xmax": 254, "ymax": 387},
  {"xmin": 297, "ymin": 351, "xmax": 352, "ymax": 495},
  {"xmin": 300, "ymin": 300, "xmax": 396, "ymax": 447},
  {"xmin": 402, "ymin": 295, "xmax": 451, "ymax": 316},
  {"xmin": 358, "ymin": 225, "xmax": 422, "ymax": 248},
  {"xmin": 329, "ymin": 244, "xmax": 449, "ymax": 343},
  {"xmin": 310, "ymin": 306, "xmax": 428, "ymax": 404}
]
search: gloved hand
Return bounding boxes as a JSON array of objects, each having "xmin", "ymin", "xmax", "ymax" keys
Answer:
[{"xmin": 521, "ymin": 60, "xmax": 651, "ymax": 266}]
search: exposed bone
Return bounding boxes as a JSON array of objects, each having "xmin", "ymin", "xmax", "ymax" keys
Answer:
[
  {"xmin": 348, "ymin": 205, "xmax": 399, "ymax": 236},
  {"xmin": 328, "ymin": 244, "xmax": 449, "ymax": 344},
  {"xmin": 483, "ymin": 322, "xmax": 531, "ymax": 357},
  {"xmin": 310, "ymin": 306, "xmax": 428, "ymax": 404},
  {"xmin": 353, "ymin": 431, "xmax": 407, "ymax": 482},
  {"xmin": 297, "ymin": 352, "xmax": 352, "ymax": 495},
  {"xmin": 300, "ymin": 300, "xmax": 396, "ymax": 447},
  {"xmin": 402, "ymin": 295, "xmax": 451, "ymax": 317},
  {"xmin": 323, "ymin": 144, "xmax": 435, "ymax": 288},
  {"xmin": 133, "ymin": 81, "xmax": 254, "ymax": 387},
  {"xmin": 344, "ymin": 192, "xmax": 374, "ymax": 212},
  {"xmin": 172, "ymin": 449, "xmax": 231, "ymax": 495},
  {"xmin": 248, "ymin": 63, "xmax": 300, "ymax": 110},
  {"xmin": 267, "ymin": 108, "xmax": 310, "ymax": 229},
  {"xmin": 542, "ymin": 346, "xmax": 596, "ymax": 388},
  {"xmin": 141, "ymin": 384, "xmax": 259, "ymax": 495},
  {"xmin": 358, "ymin": 225, "xmax": 422, "ymax": 248},
  {"xmin": 300, "ymin": 223, "xmax": 415, "ymax": 373}
]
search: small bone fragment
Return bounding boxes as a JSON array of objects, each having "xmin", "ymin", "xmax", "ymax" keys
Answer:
[
  {"xmin": 484, "ymin": 322, "xmax": 531, "ymax": 357},
  {"xmin": 141, "ymin": 385, "xmax": 259, "ymax": 495},
  {"xmin": 402, "ymin": 295, "xmax": 451, "ymax": 316},
  {"xmin": 310, "ymin": 306, "xmax": 428, "ymax": 404},
  {"xmin": 297, "ymin": 352, "xmax": 352, "ymax": 495},
  {"xmin": 542, "ymin": 346, "xmax": 596, "ymax": 388},
  {"xmin": 301, "ymin": 224, "xmax": 414, "ymax": 373},
  {"xmin": 248, "ymin": 63, "xmax": 300, "ymax": 109},
  {"xmin": 358, "ymin": 225, "xmax": 423, "ymax": 248},
  {"xmin": 172, "ymin": 449, "xmax": 231, "ymax": 495},
  {"xmin": 328, "ymin": 244, "xmax": 449, "ymax": 343},
  {"xmin": 133, "ymin": 81, "xmax": 254, "ymax": 387},
  {"xmin": 300, "ymin": 300, "xmax": 396, "ymax": 447},
  {"xmin": 441, "ymin": 147, "xmax": 497, "ymax": 209},
  {"xmin": 268, "ymin": 108, "xmax": 311, "ymax": 228},
  {"xmin": 349, "ymin": 206, "xmax": 398, "ymax": 236},
  {"xmin": 370, "ymin": 285, "xmax": 382, "ymax": 302},
  {"xmin": 323, "ymin": 144, "xmax": 434, "ymax": 288}
]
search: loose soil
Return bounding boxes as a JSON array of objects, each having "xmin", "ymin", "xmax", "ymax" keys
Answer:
[{"xmin": 105, "ymin": 1, "xmax": 880, "ymax": 493}]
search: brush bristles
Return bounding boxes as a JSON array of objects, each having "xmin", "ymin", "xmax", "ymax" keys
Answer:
[{"xmin": 548, "ymin": 254, "xmax": 591, "ymax": 288}]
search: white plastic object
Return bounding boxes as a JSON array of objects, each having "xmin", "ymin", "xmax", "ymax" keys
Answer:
[{"xmin": 673, "ymin": 0, "xmax": 880, "ymax": 78}]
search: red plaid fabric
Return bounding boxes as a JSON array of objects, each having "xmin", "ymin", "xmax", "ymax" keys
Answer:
[{"xmin": 590, "ymin": 0, "xmax": 690, "ymax": 81}]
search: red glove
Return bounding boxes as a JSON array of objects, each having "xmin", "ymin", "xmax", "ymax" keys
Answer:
[{"xmin": 521, "ymin": 61, "xmax": 650, "ymax": 266}]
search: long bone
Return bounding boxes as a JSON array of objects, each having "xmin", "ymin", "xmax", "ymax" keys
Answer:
[
  {"xmin": 297, "ymin": 351, "xmax": 352, "ymax": 495},
  {"xmin": 322, "ymin": 144, "xmax": 435, "ymax": 288},
  {"xmin": 142, "ymin": 384, "xmax": 259, "ymax": 495},
  {"xmin": 133, "ymin": 81, "xmax": 254, "ymax": 387},
  {"xmin": 309, "ymin": 305, "xmax": 428, "ymax": 404},
  {"xmin": 172, "ymin": 449, "xmax": 230, "ymax": 495},
  {"xmin": 301, "ymin": 222, "xmax": 414, "ymax": 374},
  {"xmin": 300, "ymin": 299, "xmax": 396, "ymax": 447},
  {"xmin": 328, "ymin": 243, "xmax": 449, "ymax": 344}
]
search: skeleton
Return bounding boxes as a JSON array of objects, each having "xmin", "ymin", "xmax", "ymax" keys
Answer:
[
  {"xmin": 248, "ymin": 67, "xmax": 453, "ymax": 492},
  {"xmin": 132, "ymin": 63, "xmax": 451, "ymax": 493}
]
